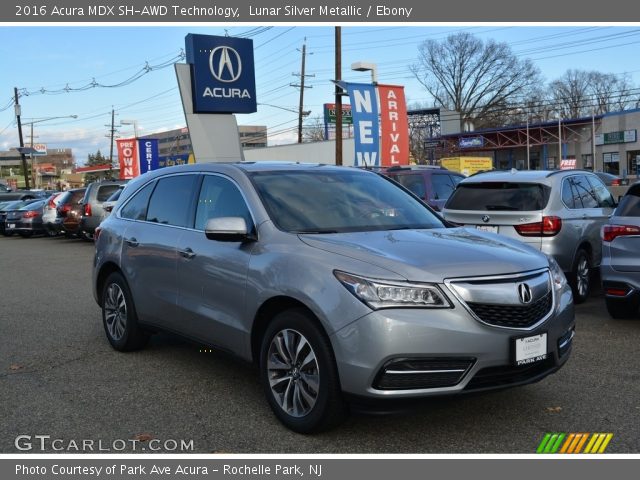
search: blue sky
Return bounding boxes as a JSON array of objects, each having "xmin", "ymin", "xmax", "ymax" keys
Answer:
[{"xmin": 2, "ymin": 25, "xmax": 640, "ymax": 164}]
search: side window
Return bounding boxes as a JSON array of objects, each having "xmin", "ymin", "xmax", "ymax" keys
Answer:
[
  {"xmin": 571, "ymin": 175, "xmax": 598, "ymax": 209},
  {"xmin": 96, "ymin": 185, "xmax": 121, "ymax": 202},
  {"xmin": 395, "ymin": 174, "xmax": 426, "ymax": 199},
  {"xmin": 561, "ymin": 179, "xmax": 575, "ymax": 209},
  {"xmin": 194, "ymin": 175, "xmax": 253, "ymax": 232},
  {"xmin": 586, "ymin": 175, "xmax": 615, "ymax": 208},
  {"xmin": 431, "ymin": 174, "xmax": 456, "ymax": 200},
  {"xmin": 146, "ymin": 175, "xmax": 199, "ymax": 227},
  {"xmin": 120, "ymin": 182, "xmax": 155, "ymax": 221},
  {"xmin": 449, "ymin": 175, "xmax": 464, "ymax": 187}
]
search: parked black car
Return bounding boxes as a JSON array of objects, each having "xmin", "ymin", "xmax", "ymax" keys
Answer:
[{"xmin": 1, "ymin": 199, "xmax": 42, "ymax": 236}]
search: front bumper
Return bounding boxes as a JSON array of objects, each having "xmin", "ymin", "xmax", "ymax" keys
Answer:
[{"xmin": 331, "ymin": 284, "xmax": 574, "ymax": 398}]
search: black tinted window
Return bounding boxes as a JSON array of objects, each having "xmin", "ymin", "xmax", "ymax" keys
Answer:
[
  {"xmin": 96, "ymin": 185, "xmax": 121, "ymax": 202},
  {"xmin": 120, "ymin": 182, "xmax": 155, "ymax": 221},
  {"xmin": 571, "ymin": 175, "xmax": 598, "ymax": 209},
  {"xmin": 616, "ymin": 185, "xmax": 640, "ymax": 217},
  {"xmin": 146, "ymin": 175, "xmax": 198, "ymax": 227},
  {"xmin": 394, "ymin": 174, "xmax": 426, "ymax": 198},
  {"xmin": 446, "ymin": 182, "xmax": 551, "ymax": 211},
  {"xmin": 195, "ymin": 175, "xmax": 253, "ymax": 231}
]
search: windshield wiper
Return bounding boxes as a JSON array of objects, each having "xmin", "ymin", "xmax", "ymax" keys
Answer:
[{"xmin": 485, "ymin": 205, "xmax": 520, "ymax": 211}]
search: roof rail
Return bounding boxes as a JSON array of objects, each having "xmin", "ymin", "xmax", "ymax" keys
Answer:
[{"xmin": 545, "ymin": 168, "xmax": 595, "ymax": 178}]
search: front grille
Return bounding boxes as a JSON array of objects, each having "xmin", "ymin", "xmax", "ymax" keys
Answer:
[
  {"xmin": 468, "ymin": 291, "xmax": 552, "ymax": 328},
  {"xmin": 374, "ymin": 358, "xmax": 475, "ymax": 390},
  {"xmin": 464, "ymin": 357, "xmax": 556, "ymax": 391}
]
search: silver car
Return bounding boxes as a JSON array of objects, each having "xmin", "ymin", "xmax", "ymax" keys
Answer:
[
  {"xmin": 601, "ymin": 182, "xmax": 640, "ymax": 318},
  {"xmin": 92, "ymin": 163, "xmax": 575, "ymax": 433},
  {"xmin": 443, "ymin": 170, "xmax": 616, "ymax": 304}
]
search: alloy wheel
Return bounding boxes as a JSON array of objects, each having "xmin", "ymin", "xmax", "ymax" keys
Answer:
[
  {"xmin": 266, "ymin": 329, "xmax": 320, "ymax": 418},
  {"xmin": 104, "ymin": 283, "xmax": 127, "ymax": 341}
]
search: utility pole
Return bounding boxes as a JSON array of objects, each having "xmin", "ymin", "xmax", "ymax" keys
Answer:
[
  {"xmin": 14, "ymin": 87, "xmax": 30, "ymax": 189},
  {"xmin": 291, "ymin": 39, "xmax": 314, "ymax": 144},
  {"xmin": 106, "ymin": 108, "xmax": 117, "ymax": 168},
  {"xmin": 335, "ymin": 27, "xmax": 343, "ymax": 165}
]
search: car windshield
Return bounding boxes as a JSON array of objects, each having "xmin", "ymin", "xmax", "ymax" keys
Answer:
[
  {"xmin": 105, "ymin": 187, "xmax": 124, "ymax": 202},
  {"xmin": 19, "ymin": 200, "xmax": 45, "ymax": 211},
  {"xmin": 615, "ymin": 184, "xmax": 640, "ymax": 217},
  {"xmin": 445, "ymin": 182, "xmax": 551, "ymax": 211},
  {"xmin": 250, "ymin": 169, "xmax": 445, "ymax": 233}
]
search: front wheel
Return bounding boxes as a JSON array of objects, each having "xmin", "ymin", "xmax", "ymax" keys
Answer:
[
  {"xmin": 101, "ymin": 272, "xmax": 149, "ymax": 351},
  {"xmin": 260, "ymin": 309, "xmax": 347, "ymax": 433},
  {"xmin": 570, "ymin": 249, "xmax": 591, "ymax": 304}
]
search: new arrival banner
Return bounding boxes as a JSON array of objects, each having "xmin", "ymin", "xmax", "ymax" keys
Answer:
[{"xmin": 341, "ymin": 82, "xmax": 409, "ymax": 167}]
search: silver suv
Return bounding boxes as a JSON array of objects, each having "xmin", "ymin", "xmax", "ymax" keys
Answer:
[
  {"xmin": 601, "ymin": 182, "xmax": 640, "ymax": 318},
  {"xmin": 443, "ymin": 170, "xmax": 616, "ymax": 303},
  {"xmin": 93, "ymin": 163, "xmax": 575, "ymax": 433}
]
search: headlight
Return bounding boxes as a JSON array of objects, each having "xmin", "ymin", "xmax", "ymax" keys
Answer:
[
  {"xmin": 334, "ymin": 271, "xmax": 451, "ymax": 309},
  {"xmin": 548, "ymin": 256, "xmax": 567, "ymax": 291}
]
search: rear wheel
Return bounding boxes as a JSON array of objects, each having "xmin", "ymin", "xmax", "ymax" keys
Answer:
[
  {"xmin": 260, "ymin": 309, "xmax": 347, "ymax": 433},
  {"xmin": 570, "ymin": 249, "xmax": 591, "ymax": 304},
  {"xmin": 81, "ymin": 231, "xmax": 94, "ymax": 242},
  {"xmin": 605, "ymin": 296, "xmax": 639, "ymax": 319},
  {"xmin": 101, "ymin": 272, "xmax": 149, "ymax": 351}
]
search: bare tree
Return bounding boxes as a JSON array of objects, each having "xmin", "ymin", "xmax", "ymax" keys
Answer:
[
  {"xmin": 411, "ymin": 32, "xmax": 541, "ymax": 129},
  {"xmin": 549, "ymin": 70, "xmax": 637, "ymax": 118},
  {"xmin": 302, "ymin": 116, "xmax": 326, "ymax": 143}
]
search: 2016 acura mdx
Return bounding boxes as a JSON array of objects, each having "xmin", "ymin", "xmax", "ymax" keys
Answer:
[{"xmin": 93, "ymin": 162, "xmax": 575, "ymax": 433}]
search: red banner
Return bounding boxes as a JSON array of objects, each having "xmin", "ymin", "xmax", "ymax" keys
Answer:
[
  {"xmin": 117, "ymin": 139, "xmax": 140, "ymax": 180},
  {"xmin": 378, "ymin": 85, "xmax": 410, "ymax": 166}
]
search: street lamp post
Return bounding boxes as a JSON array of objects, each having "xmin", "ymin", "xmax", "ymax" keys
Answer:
[
  {"xmin": 120, "ymin": 119, "xmax": 139, "ymax": 138},
  {"xmin": 351, "ymin": 61, "xmax": 378, "ymax": 84},
  {"xmin": 558, "ymin": 115, "xmax": 562, "ymax": 169},
  {"xmin": 22, "ymin": 115, "xmax": 77, "ymax": 188}
]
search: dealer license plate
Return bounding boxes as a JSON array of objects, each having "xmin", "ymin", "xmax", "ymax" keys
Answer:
[
  {"xmin": 476, "ymin": 225, "xmax": 498, "ymax": 234},
  {"xmin": 7, "ymin": 223, "xmax": 15, "ymax": 229},
  {"xmin": 515, "ymin": 333, "xmax": 547, "ymax": 366}
]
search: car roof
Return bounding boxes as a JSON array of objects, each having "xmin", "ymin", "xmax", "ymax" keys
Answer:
[{"xmin": 461, "ymin": 169, "xmax": 594, "ymax": 183}]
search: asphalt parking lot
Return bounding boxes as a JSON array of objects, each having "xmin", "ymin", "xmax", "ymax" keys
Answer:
[{"xmin": 1, "ymin": 235, "xmax": 639, "ymax": 453}]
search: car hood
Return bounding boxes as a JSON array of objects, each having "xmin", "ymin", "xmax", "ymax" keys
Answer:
[{"xmin": 299, "ymin": 227, "xmax": 548, "ymax": 283}]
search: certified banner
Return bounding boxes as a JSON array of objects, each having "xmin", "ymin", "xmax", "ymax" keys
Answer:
[
  {"xmin": 342, "ymin": 82, "xmax": 380, "ymax": 166},
  {"xmin": 378, "ymin": 85, "xmax": 409, "ymax": 166},
  {"xmin": 138, "ymin": 139, "xmax": 160, "ymax": 175},
  {"xmin": 117, "ymin": 139, "xmax": 140, "ymax": 180}
]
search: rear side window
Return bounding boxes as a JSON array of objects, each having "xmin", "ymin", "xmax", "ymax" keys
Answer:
[
  {"xmin": 616, "ymin": 185, "xmax": 640, "ymax": 216},
  {"xmin": 431, "ymin": 174, "xmax": 457, "ymax": 201},
  {"xmin": 394, "ymin": 174, "xmax": 426, "ymax": 199},
  {"xmin": 445, "ymin": 182, "xmax": 551, "ymax": 211},
  {"xmin": 146, "ymin": 175, "xmax": 199, "ymax": 227},
  {"xmin": 570, "ymin": 175, "xmax": 598, "ymax": 208},
  {"xmin": 120, "ymin": 182, "xmax": 155, "ymax": 221},
  {"xmin": 96, "ymin": 185, "xmax": 121, "ymax": 202}
]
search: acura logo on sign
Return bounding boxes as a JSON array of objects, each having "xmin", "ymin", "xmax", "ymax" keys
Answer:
[
  {"xmin": 482, "ymin": 215, "xmax": 490, "ymax": 223},
  {"xmin": 209, "ymin": 46, "xmax": 242, "ymax": 83},
  {"xmin": 518, "ymin": 283, "xmax": 533, "ymax": 304}
]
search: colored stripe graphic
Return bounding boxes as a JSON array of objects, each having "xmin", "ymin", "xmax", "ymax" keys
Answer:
[{"xmin": 537, "ymin": 433, "xmax": 613, "ymax": 453}]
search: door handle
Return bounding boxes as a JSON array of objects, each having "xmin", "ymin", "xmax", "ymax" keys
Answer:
[
  {"xmin": 179, "ymin": 247, "xmax": 196, "ymax": 259},
  {"xmin": 125, "ymin": 237, "xmax": 139, "ymax": 247}
]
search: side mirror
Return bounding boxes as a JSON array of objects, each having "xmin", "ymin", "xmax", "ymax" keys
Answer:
[
  {"xmin": 205, "ymin": 217, "xmax": 254, "ymax": 242},
  {"xmin": 104, "ymin": 205, "xmax": 114, "ymax": 213}
]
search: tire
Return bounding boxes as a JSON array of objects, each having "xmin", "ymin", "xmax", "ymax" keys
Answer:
[
  {"xmin": 605, "ymin": 296, "xmax": 640, "ymax": 319},
  {"xmin": 81, "ymin": 231, "xmax": 95, "ymax": 242},
  {"xmin": 101, "ymin": 272, "xmax": 150, "ymax": 351},
  {"xmin": 570, "ymin": 249, "xmax": 591, "ymax": 304},
  {"xmin": 45, "ymin": 228, "xmax": 58, "ymax": 237},
  {"xmin": 260, "ymin": 309, "xmax": 347, "ymax": 433},
  {"xmin": 2, "ymin": 230, "xmax": 14, "ymax": 237}
]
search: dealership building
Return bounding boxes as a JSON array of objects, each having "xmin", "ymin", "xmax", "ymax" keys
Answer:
[{"xmin": 439, "ymin": 109, "xmax": 640, "ymax": 176}]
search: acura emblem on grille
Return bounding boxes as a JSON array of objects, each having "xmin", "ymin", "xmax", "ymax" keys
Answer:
[
  {"xmin": 481, "ymin": 215, "xmax": 490, "ymax": 223},
  {"xmin": 518, "ymin": 283, "xmax": 533, "ymax": 304}
]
